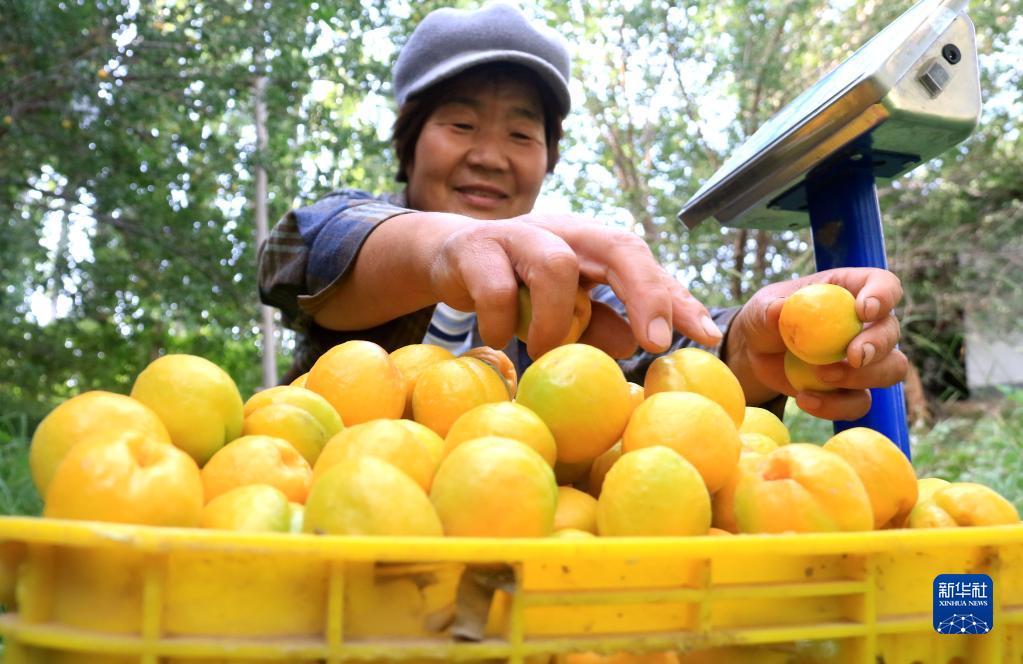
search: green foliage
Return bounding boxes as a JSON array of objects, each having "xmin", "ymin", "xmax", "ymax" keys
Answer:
[
  {"xmin": 554, "ymin": 0, "xmax": 1023, "ymax": 396},
  {"xmin": 0, "ymin": 0, "xmax": 446, "ymax": 416},
  {"xmin": 0, "ymin": 413, "xmax": 41, "ymax": 517},
  {"xmin": 912, "ymin": 389, "xmax": 1023, "ymax": 513},
  {"xmin": 884, "ymin": 109, "xmax": 1023, "ymax": 397},
  {"xmin": 548, "ymin": 0, "xmax": 909, "ymax": 304},
  {"xmin": 783, "ymin": 401, "xmax": 836, "ymax": 444}
]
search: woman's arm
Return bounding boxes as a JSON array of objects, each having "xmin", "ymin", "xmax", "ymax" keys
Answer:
[
  {"xmin": 311, "ymin": 210, "xmax": 725, "ymax": 360},
  {"xmin": 311, "ymin": 211, "xmax": 466, "ymax": 331}
]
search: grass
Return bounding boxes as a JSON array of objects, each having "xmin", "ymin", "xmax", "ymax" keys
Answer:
[
  {"xmin": 0, "ymin": 413, "xmax": 41, "ymax": 517},
  {"xmin": 910, "ymin": 388, "xmax": 1023, "ymax": 512},
  {"xmin": 784, "ymin": 400, "xmax": 838, "ymax": 443}
]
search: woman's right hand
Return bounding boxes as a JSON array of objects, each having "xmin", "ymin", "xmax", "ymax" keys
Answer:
[{"xmin": 427, "ymin": 212, "xmax": 722, "ymax": 359}]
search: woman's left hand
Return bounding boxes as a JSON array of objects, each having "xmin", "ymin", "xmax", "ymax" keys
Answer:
[{"xmin": 726, "ymin": 268, "xmax": 908, "ymax": 421}]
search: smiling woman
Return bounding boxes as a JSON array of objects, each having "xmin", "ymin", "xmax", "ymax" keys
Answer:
[
  {"xmin": 402, "ymin": 66, "xmax": 551, "ymax": 220},
  {"xmin": 393, "ymin": 61, "xmax": 563, "ymax": 196},
  {"xmin": 257, "ymin": 2, "xmax": 907, "ymax": 424}
]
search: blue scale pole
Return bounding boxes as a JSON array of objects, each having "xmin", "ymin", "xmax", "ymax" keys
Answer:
[{"xmin": 805, "ymin": 151, "xmax": 911, "ymax": 459}]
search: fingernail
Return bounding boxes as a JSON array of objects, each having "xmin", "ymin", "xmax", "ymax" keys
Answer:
[
  {"xmin": 818, "ymin": 366, "xmax": 845, "ymax": 383},
  {"xmin": 767, "ymin": 297, "xmax": 786, "ymax": 317},
  {"xmin": 863, "ymin": 297, "xmax": 881, "ymax": 320},
  {"xmin": 648, "ymin": 316, "xmax": 672, "ymax": 349},
  {"xmin": 701, "ymin": 315, "xmax": 722, "ymax": 340},
  {"xmin": 861, "ymin": 342, "xmax": 876, "ymax": 367},
  {"xmin": 799, "ymin": 393, "xmax": 822, "ymax": 411}
]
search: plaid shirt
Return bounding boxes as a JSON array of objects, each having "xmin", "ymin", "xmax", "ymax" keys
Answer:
[{"xmin": 258, "ymin": 189, "xmax": 786, "ymax": 417}]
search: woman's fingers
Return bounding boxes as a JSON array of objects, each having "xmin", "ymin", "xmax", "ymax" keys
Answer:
[
  {"xmin": 822, "ymin": 268, "xmax": 903, "ymax": 323},
  {"xmin": 665, "ymin": 276, "xmax": 723, "ymax": 347},
  {"xmin": 814, "ymin": 350, "xmax": 909, "ymax": 390},
  {"xmin": 525, "ymin": 215, "xmax": 718, "ymax": 352},
  {"xmin": 453, "ymin": 241, "xmax": 526, "ymax": 349},
  {"xmin": 795, "ymin": 389, "xmax": 873, "ymax": 421},
  {"xmin": 738, "ymin": 267, "xmax": 901, "ymax": 342},
  {"xmin": 846, "ymin": 313, "xmax": 901, "ymax": 369},
  {"xmin": 599, "ymin": 237, "xmax": 679, "ymax": 353},
  {"xmin": 748, "ymin": 347, "xmax": 908, "ymax": 401},
  {"xmin": 445, "ymin": 222, "xmax": 579, "ymax": 354},
  {"xmin": 767, "ymin": 267, "xmax": 903, "ymax": 323},
  {"xmin": 801, "ymin": 338, "xmax": 906, "ymax": 420},
  {"xmin": 512, "ymin": 245, "xmax": 581, "ymax": 357},
  {"xmin": 744, "ymin": 350, "xmax": 791, "ymax": 396},
  {"xmin": 731, "ymin": 296, "xmax": 788, "ymax": 356},
  {"xmin": 577, "ymin": 301, "xmax": 638, "ymax": 359},
  {"xmin": 751, "ymin": 351, "xmax": 906, "ymax": 422}
]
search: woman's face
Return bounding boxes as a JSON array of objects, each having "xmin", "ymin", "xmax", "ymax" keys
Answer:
[{"xmin": 406, "ymin": 76, "xmax": 548, "ymax": 219}]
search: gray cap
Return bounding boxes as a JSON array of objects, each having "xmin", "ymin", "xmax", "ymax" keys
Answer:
[{"xmin": 392, "ymin": 2, "xmax": 572, "ymax": 117}]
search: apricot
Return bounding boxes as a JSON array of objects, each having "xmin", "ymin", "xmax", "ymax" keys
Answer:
[
  {"xmin": 644, "ymin": 347, "xmax": 745, "ymax": 427},
  {"xmin": 733, "ymin": 444, "xmax": 873, "ymax": 533},
  {"xmin": 907, "ymin": 482, "xmax": 1019, "ymax": 528},
  {"xmin": 779, "ymin": 283, "xmax": 862, "ymax": 365},
  {"xmin": 822, "ymin": 427, "xmax": 917, "ymax": 529}
]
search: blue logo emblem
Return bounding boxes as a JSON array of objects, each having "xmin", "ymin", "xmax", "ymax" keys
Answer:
[{"xmin": 933, "ymin": 574, "xmax": 993, "ymax": 634}]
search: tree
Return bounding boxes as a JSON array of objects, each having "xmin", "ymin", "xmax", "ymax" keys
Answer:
[
  {"xmin": 0, "ymin": 0, "xmax": 459, "ymax": 420},
  {"xmin": 543, "ymin": 0, "xmax": 1022, "ymax": 404},
  {"xmin": 2, "ymin": 0, "xmax": 1020, "ymax": 425},
  {"xmin": 543, "ymin": 0, "xmax": 910, "ymax": 305}
]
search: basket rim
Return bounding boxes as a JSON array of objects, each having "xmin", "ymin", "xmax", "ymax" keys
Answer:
[{"xmin": 1, "ymin": 515, "xmax": 1021, "ymax": 562}]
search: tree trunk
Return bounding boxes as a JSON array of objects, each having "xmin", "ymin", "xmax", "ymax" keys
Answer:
[
  {"xmin": 754, "ymin": 229, "xmax": 769, "ymax": 287},
  {"xmin": 253, "ymin": 74, "xmax": 277, "ymax": 389},
  {"xmin": 732, "ymin": 228, "xmax": 748, "ymax": 301},
  {"xmin": 903, "ymin": 358, "xmax": 930, "ymax": 427}
]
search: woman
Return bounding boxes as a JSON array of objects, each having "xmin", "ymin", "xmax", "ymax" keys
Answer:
[{"xmin": 259, "ymin": 2, "xmax": 907, "ymax": 422}]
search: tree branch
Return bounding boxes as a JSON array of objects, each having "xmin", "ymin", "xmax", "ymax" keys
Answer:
[
  {"xmin": 665, "ymin": 38, "xmax": 722, "ymax": 171},
  {"xmin": 742, "ymin": 6, "xmax": 793, "ymax": 137},
  {"xmin": 10, "ymin": 180, "xmax": 247, "ymax": 301}
]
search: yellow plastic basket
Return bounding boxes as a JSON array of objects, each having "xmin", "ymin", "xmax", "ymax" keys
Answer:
[{"xmin": 0, "ymin": 516, "xmax": 1021, "ymax": 663}]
